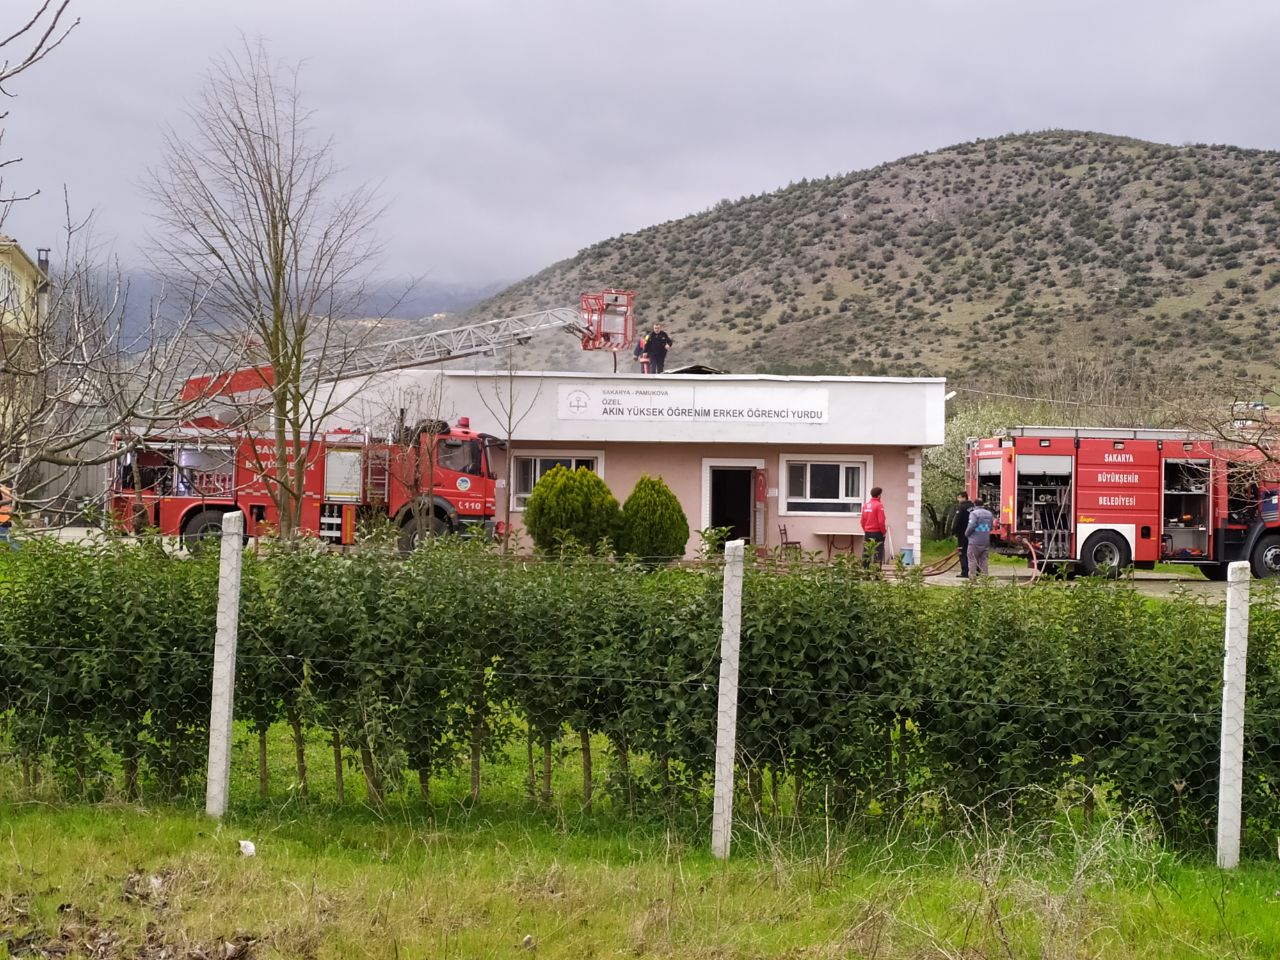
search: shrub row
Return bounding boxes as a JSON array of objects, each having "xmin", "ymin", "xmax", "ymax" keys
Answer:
[{"xmin": 3, "ymin": 539, "xmax": 1280, "ymax": 850}]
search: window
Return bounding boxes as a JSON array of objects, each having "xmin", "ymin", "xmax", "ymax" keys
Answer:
[
  {"xmin": 780, "ymin": 456, "xmax": 868, "ymax": 515},
  {"xmin": 436, "ymin": 439, "xmax": 484, "ymax": 476},
  {"xmin": 512, "ymin": 453, "xmax": 601, "ymax": 510}
]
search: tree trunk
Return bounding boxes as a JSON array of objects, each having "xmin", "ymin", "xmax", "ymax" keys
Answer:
[
  {"xmin": 359, "ymin": 741, "xmax": 384, "ymax": 809},
  {"xmin": 331, "ymin": 726, "xmax": 344, "ymax": 806},
  {"xmin": 122, "ymin": 741, "xmax": 139, "ymax": 801},
  {"xmin": 258, "ymin": 727, "xmax": 270, "ymax": 800},
  {"xmin": 794, "ymin": 764, "xmax": 804, "ymax": 818},
  {"xmin": 896, "ymin": 715, "xmax": 909, "ymax": 813},
  {"xmin": 418, "ymin": 767, "xmax": 430, "ymax": 804},
  {"xmin": 616, "ymin": 740, "xmax": 633, "ymax": 813},
  {"xmin": 580, "ymin": 729, "xmax": 593, "ymax": 811},
  {"xmin": 469, "ymin": 701, "xmax": 485, "ymax": 804},
  {"xmin": 287, "ymin": 703, "xmax": 309, "ymax": 800},
  {"xmin": 541, "ymin": 732, "xmax": 553, "ymax": 803},
  {"xmin": 525, "ymin": 730, "xmax": 536, "ymax": 800},
  {"xmin": 745, "ymin": 762, "xmax": 764, "ymax": 814}
]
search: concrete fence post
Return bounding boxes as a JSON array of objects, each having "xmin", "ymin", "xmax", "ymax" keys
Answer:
[
  {"xmin": 712, "ymin": 538, "xmax": 745, "ymax": 859},
  {"xmin": 205, "ymin": 511, "xmax": 244, "ymax": 819},
  {"xmin": 1217, "ymin": 560, "xmax": 1251, "ymax": 869}
]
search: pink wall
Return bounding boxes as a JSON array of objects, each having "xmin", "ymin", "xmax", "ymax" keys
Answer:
[{"xmin": 494, "ymin": 442, "xmax": 915, "ymax": 560}]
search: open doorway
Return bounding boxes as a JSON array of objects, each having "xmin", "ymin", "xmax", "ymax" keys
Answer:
[{"xmin": 709, "ymin": 466, "xmax": 754, "ymax": 543}]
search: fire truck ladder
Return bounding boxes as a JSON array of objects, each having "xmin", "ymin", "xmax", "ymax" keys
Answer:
[
  {"xmin": 180, "ymin": 291, "xmax": 633, "ymax": 402},
  {"xmin": 306, "ymin": 306, "xmax": 593, "ymax": 384}
]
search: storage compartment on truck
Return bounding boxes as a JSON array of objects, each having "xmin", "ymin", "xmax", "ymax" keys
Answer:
[
  {"xmin": 1015, "ymin": 454, "xmax": 1073, "ymax": 559},
  {"xmin": 1162, "ymin": 459, "xmax": 1210, "ymax": 560}
]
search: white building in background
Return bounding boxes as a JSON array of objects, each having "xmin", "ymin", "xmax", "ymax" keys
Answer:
[{"xmin": 332, "ymin": 368, "xmax": 946, "ymax": 561}]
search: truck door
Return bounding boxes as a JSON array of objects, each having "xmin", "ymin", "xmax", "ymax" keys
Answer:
[
  {"xmin": 321, "ymin": 448, "xmax": 364, "ymax": 544},
  {"xmin": 1075, "ymin": 439, "xmax": 1160, "ymax": 563}
]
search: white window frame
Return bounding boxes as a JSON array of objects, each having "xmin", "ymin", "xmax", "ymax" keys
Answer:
[
  {"xmin": 0, "ymin": 265, "xmax": 14, "ymax": 309},
  {"xmin": 509, "ymin": 448, "xmax": 606, "ymax": 512},
  {"xmin": 777, "ymin": 452, "xmax": 874, "ymax": 518}
]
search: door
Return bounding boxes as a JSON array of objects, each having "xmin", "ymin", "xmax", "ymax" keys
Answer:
[{"xmin": 710, "ymin": 467, "xmax": 754, "ymax": 543}]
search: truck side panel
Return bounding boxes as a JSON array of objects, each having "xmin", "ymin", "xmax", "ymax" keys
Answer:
[{"xmin": 1076, "ymin": 439, "xmax": 1162, "ymax": 562}]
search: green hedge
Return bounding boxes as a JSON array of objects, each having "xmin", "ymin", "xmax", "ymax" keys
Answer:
[{"xmin": 3, "ymin": 539, "xmax": 1279, "ymax": 852}]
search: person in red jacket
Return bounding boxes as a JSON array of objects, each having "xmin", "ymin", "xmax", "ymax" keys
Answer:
[{"xmin": 860, "ymin": 486, "xmax": 886, "ymax": 566}]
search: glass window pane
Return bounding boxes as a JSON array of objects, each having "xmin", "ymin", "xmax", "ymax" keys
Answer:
[
  {"xmin": 516, "ymin": 458, "xmax": 534, "ymax": 495},
  {"xmin": 538, "ymin": 457, "xmax": 574, "ymax": 477},
  {"xmin": 809, "ymin": 463, "xmax": 840, "ymax": 500},
  {"xmin": 844, "ymin": 465, "xmax": 861, "ymax": 499},
  {"xmin": 573, "ymin": 458, "xmax": 597, "ymax": 471},
  {"xmin": 787, "ymin": 463, "xmax": 806, "ymax": 498}
]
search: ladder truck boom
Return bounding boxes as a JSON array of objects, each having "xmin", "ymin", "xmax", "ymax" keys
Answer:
[
  {"xmin": 182, "ymin": 290, "xmax": 635, "ymax": 401},
  {"xmin": 306, "ymin": 305, "xmax": 591, "ymax": 383}
]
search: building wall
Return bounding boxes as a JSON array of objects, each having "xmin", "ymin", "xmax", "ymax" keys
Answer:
[
  {"xmin": 0, "ymin": 238, "xmax": 44, "ymax": 338},
  {"xmin": 328, "ymin": 367, "xmax": 946, "ymax": 561},
  {"xmin": 0, "ymin": 238, "xmax": 49, "ymax": 468},
  {"xmin": 493, "ymin": 440, "xmax": 916, "ymax": 560}
]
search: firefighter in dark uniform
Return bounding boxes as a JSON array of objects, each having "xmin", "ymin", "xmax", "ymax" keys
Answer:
[{"xmin": 952, "ymin": 492, "xmax": 972, "ymax": 578}]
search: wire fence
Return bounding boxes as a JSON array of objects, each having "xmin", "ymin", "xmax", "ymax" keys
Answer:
[{"xmin": 1, "ymin": 525, "xmax": 1278, "ymax": 861}]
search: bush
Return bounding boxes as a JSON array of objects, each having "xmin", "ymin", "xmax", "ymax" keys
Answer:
[
  {"xmin": 617, "ymin": 474, "xmax": 690, "ymax": 564},
  {"xmin": 522, "ymin": 465, "xmax": 620, "ymax": 554}
]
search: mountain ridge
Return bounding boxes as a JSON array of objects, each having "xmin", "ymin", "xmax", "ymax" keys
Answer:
[{"xmin": 464, "ymin": 130, "xmax": 1280, "ymax": 386}]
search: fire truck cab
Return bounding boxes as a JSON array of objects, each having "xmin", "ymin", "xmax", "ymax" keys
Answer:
[{"xmin": 967, "ymin": 427, "xmax": 1280, "ymax": 579}]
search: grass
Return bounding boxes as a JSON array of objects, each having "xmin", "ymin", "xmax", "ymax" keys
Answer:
[
  {"xmin": 919, "ymin": 538, "xmax": 1213, "ymax": 579},
  {"xmin": 4, "ymin": 722, "xmax": 1280, "ymax": 957},
  {"xmin": 4, "ymin": 796, "xmax": 1280, "ymax": 958}
]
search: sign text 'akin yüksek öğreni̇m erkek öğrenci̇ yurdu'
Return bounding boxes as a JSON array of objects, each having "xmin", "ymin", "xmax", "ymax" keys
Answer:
[{"xmin": 556, "ymin": 384, "xmax": 829, "ymax": 423}]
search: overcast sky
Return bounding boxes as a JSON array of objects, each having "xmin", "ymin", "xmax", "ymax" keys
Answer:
[{"xmin": 4, "ymin": 0, "xmax": 1280, "ymax": 288}]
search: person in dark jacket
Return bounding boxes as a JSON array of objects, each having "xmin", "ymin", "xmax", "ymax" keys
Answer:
[
  {"xmin": 644, "ymin": 322, "xmax": 673, "ymax": 374},
  {"xmin": 952, "ymin": 492, "xmax": 972, "ymax": 578}
]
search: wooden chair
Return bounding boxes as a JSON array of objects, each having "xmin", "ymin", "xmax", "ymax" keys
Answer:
[{"xmin": 778, "ymin": 524, "xmax": 802, "ymax": 553}]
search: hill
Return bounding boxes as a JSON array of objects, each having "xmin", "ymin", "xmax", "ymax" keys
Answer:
[{"xmin": 468, "ymin": 131, "xmax": 1280, "ymax": 385}]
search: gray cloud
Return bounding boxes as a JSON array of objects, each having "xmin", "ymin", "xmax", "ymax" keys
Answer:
[{"xmin": 4, "ymin": 0, "xmax": 1280, "ymax": 287}]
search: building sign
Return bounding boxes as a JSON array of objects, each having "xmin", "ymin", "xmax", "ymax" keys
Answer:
[{"xmin": 557, "ymin": 384, "xmax": 829, "ymax": 424}]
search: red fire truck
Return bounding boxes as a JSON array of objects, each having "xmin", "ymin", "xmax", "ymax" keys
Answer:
[
  {"xmin": 967, "ymin": 427, "xmax": 1280, "ymax": 579},
  {"xmin": 108, "ymin": 290, "xmax": 637, "ymax": 548},
  {"xmin": 110, "ymin": 418, "xmax": 498, "ymax": 549}
]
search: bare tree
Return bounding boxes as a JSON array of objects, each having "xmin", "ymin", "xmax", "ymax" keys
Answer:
[
  {"xmin": 473, "ymin": 354, "xmax": 542, "ymax": 555},
  {"xmin": 2, "ymin": 203, "xmax": 200, "ymax": 520},
  {"xmin": 0, "ymin": 2, "xmax": 78, "ymax": 228},
  {"xmin": 1163, "ymin": 374, "xmax": 1280, "ymax": 460},
  {"xmin": 146, "ymin": 38, "xmax": 384, "ymax": 536}
]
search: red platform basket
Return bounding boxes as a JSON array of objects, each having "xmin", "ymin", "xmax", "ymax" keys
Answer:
[{"xmin": 579, "ymin": 289, "xmax": 635, "ymax": 351}]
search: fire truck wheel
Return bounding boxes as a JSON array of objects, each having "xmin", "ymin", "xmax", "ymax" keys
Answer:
[
  {"xmin": 181, "ymin": 509, "xmax": 226, "ymax": 553},
  {"xmin": 399, "ymin": 513, "xmax": 447, "ymax": 553},
  {"xmin": 1079, "ymin": 531, "xmax": 1130, "ymax": 578},
  {"xmin": 1249, "ymin": 534, "xmax": 1280, "ymax": 578}
]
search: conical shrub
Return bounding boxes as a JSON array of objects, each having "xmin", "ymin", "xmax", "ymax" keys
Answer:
[
  {"xmin": 618, "ymin": 474, "xmax": 690, "ymax": 565},
  {"xmin": 522, "ymin": 465, "xmax": 620, "ymax": 554}
]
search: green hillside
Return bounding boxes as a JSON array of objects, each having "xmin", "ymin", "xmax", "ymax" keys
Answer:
[{"xmin": 473, "ymin": 131, "xmax": 1280, "ymax": 384}]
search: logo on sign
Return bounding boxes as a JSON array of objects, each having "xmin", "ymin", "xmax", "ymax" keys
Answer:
[
  {"xmin": 566, "ymin": 389, "xmax": 590, "ymax": 414},
  {"xmin": 456, "ymin": 476, "xmax": 472, "ymax": 492}
]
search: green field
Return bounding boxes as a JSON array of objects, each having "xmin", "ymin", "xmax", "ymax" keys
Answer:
[
  {"xmin": 5, "ymin": 785, "xmax": 1280, "ymax": 958},
  {"xmin": 3, "ymin": 724, "xmax": 1280, "ymax": 960}
]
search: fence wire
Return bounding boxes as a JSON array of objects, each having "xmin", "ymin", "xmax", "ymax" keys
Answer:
[{"xmin": 2, "ymin": 536, "xmax": 1279, "ymax": 855}]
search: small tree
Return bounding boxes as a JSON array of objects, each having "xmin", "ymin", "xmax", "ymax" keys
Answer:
[
  {"xmin": 522, "ymin": 465, "xmax": 619, "ymax": 554},
  {"xmin": 618, "ymin": 474, "xmax": 689, "ymax": 564}
]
